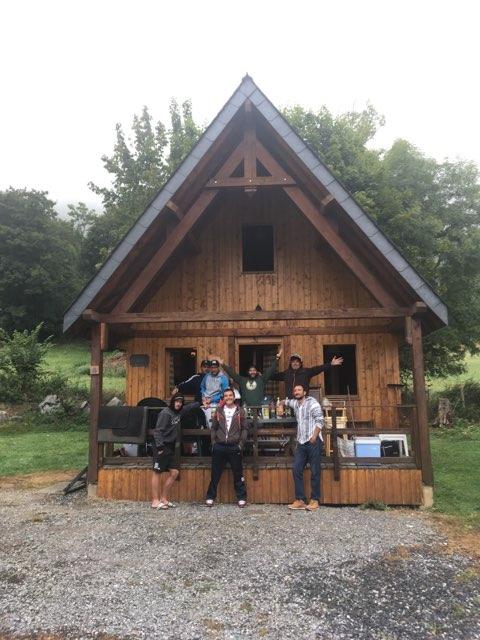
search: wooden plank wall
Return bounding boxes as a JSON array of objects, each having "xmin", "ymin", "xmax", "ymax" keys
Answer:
[
  {"xmin": 143, "ymin": 189, "xmax": 377, "ymax": 315},
  {"xmin": 123, "ymin": 332, "xmax": 401, "ymax": 427},
  {"xmin": 97, "ymin": 467, "xmax": 423, "ymax": 505}
]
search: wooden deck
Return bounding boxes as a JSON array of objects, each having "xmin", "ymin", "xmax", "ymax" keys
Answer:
[{"xmin": 97, "ymin": 466, "xmax": 423, "ymax": 505}]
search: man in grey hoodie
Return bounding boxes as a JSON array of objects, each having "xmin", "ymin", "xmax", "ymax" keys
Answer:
[{"xmin": 151, "ymin": 394, "xmax": 199, "ymax": 510}]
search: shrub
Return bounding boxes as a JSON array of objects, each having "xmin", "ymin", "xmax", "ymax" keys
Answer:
[
  {"xmin": 0, "ymin": 324, "xmax": 53, "ymax": 402},
  {"xmin": 430, "ymin": 380, "xmax": 480, "ymax": 424}
]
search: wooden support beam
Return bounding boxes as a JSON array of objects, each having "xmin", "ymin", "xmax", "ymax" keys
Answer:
[
  {"xmin": 88, "ymin": 324, "xmax": 103, "ymax": 484},
  {"xmin": 84, "ymin": 307, "xmax": 413, "ymax": 324},
  {"xmin": 100, "ymin": 322, "xmax": 109, "ymax": 351},
  {"xmin": 205, "ymin": 176, "xmax": 296, "ymax": 188},
  {"xmin": 112, "ymin": 189, "xmax": 218, "ymax": 313},
  {"xmin": 166, "ymin": 200, "xmax": 202, "ymax": 254},
  {"xmin": 244, "ymin": 99, "xmax": 256, "ymax": 181},
  {"xmin": 283, "ymin": 186, "xmax": 396, "ymax": 307},
  {"xmin": 411, "ymin": 317, "xmax": 433, "ymax": 485},
  {"xmin": 133, "ymin": 324, "xmax": 396, "ymax": 338}
]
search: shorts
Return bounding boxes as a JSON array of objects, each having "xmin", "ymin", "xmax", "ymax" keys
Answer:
[{"xmin": 152, "ymin": 443, "xmax": 178, "ymax": 473}]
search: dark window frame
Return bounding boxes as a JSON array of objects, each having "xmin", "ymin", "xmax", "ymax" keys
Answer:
[
  {"xmin": 322, "ymin": 344, "xmax": 358, "ymax": 397},
  {"xmin": 241, "ymin": 224, "xmax": 275, "ymax": 274}
]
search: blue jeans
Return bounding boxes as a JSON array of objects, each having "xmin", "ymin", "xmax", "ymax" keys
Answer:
[{"xmin": 293, "ymin": 439, "xmax": 322, "ymax": 502}]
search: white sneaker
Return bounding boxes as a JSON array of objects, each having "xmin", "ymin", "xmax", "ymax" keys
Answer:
[
  {"xmin": 206, "ymin": 499, "xmax": 214, "ymax": 507},
  {"xmin": 238, "ymin": 500, "xmax": 246, "ymax": 508}
]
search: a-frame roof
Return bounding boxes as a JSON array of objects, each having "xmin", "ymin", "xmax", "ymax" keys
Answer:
[{"xmin": 64, "ymin": 75, "xmax": 448, "ymax": 332}]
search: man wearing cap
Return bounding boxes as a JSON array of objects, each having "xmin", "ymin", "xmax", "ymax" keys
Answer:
[
  {"xmin": 283, "ymin": 383, "xmax": 324, "ymax": 511},
  {"xmin": 151, "ymin": 394, "xmax": 200, "ymax": 509},
  {"xmin": 271, "ymin": 353, "xmax": 343, "ymax": 398},
  {"xmin": 213, "ymin": 349, "xmax": 282, "ymax": 407},
  {"xmin": 172, "ymin": 359, "xmax": 211, "ymax": 403},
  {"xmin": 200, "ymin": 359, "xmax": 229, "ymax": 404}
]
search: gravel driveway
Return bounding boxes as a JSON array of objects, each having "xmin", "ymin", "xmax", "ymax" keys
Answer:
[{"xmin": 0, "ymin": 487, "xmax": 479, "ymax": 640}]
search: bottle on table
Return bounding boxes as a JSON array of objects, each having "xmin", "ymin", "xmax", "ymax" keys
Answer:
[{"xmin": 276, "ymin": 397, "xmax": 284, "ymax": 418}]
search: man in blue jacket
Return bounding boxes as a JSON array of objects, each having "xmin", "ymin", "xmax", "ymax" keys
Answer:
[{"xmin": 200, "ymin": 359, "xmax": 229, "ymax": 404}]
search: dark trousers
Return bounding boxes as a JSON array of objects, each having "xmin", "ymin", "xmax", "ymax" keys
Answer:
[
  {"xmin": 206, "ymin": 443, "xmax": 247, "ymax": 501},
  {"xmin": 293, "ymin": 439, "xmax": 322, "ymax": 501}
]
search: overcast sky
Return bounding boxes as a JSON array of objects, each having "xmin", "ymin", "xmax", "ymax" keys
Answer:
[{"xmin": 1, "ymin": 0, "xmax": 479, "ymax": 212}]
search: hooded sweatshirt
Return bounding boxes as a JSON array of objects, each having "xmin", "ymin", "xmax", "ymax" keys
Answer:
[
  {"xmin": 153, "ymin": 402, "xmax": 199, "ymax": 448},
  {"xmin": 271, "ymin": 362, "xmax": 332, "ymax": 398},
  {"xmin": 200, "ymin": 371, "xmax": 229, "ymax": 403}
]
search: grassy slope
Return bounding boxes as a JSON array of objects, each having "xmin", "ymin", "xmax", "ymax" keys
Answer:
[
  {"xmin": 43, "ymin": 341, "xmax": 125, "ymax": 394},
  {"xmin": 428, "ymin": 353, "xmax": 480, "ymax": 392}
]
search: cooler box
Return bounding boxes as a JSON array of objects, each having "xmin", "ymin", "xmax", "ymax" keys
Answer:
[{"xmin": 354, "ymin": 436, "xmax": 381, "ymax": 458}]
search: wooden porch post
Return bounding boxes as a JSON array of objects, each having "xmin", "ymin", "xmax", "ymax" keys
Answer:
[
  {"xmin": 411, "ymin": 316, "xmax": 433, "ymax": 488},
  {"xmin": 88, "ymin": 323, "xmax": 104, "ymax": 485}
]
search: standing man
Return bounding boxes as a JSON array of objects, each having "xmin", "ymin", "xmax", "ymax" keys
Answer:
[
  {"xmin": 200, "ymin": 359, "xmax": 229, "ymax": 404},
  {"xmin": 214, "ymin": 349, "xmax": 282, "ymax": 407},
  {"xmin": 271, "ymin": 353, "xmax": 343, "ymax": 398},
  {"xmin": 151, "ymin": 394, "xmax": 199, "ymax": 510},
  {"xmin": 172, "ymin": 359, "xmax": 210, "ymax": 403},
  {"xmin": 206, "ymin": 388, "xmax": 249, "ymax": 507},
  {"xmin": 284, "ymin": 384, "xmax": 324, "ymax": 511}
]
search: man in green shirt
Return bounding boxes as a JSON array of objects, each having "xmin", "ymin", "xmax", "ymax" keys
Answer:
[{"xmin": 215, "ymin": 349, "xmax": 282, "ymax": 406}]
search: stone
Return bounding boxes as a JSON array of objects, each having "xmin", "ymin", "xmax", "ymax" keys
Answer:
[
  {"xmin": 106, "ymin": 396, "xmax": 122, "ymax": 407},
  {"xmin": 38, "ymin": 394, "xmax": 62, "ymax": 414}
]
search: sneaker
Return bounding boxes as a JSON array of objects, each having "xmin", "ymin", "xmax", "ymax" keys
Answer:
[
  {"xmin": 238, "ymin": 500, "xmax": 246, "ymax": 508},
  {"xmin": 206, "ymin": 499, "xmax": 214, "ymax": 507},
  {"xmin": 306, "ymin": 499, "xmax": 319, "ymax": 511},
  {"xmin": 288, "ymin": 500, "xmax": 308, "ymax": 510}
]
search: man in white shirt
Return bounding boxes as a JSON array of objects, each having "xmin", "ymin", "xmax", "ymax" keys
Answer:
[
  {"xmin": 284, "ymin": 384, "xmax": 324, "ymax": 511},
  {"xmin": 205, "ymin": 388, "xmax": 249, "ymax": 508}
]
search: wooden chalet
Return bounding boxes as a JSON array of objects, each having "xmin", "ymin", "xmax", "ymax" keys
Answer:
[{"xmin": 64, "ymin": 75, "xmax": 448, "ymax": 506}]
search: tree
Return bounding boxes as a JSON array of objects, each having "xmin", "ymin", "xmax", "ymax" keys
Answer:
[
  {"xmin": 0, "ymin": 189, "xmax": 82, "ymax": 336},
  {"xmin": 81, "ymin": 102, "xmax": 203, "ymax": 277},
  {"xmin": 284, "ymin": 106, "xmax": 480, "ymax": 378}
]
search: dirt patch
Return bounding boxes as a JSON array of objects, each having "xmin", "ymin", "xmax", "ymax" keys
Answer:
[
  {"xmin": 430, "ymin": 513, "xmax": 480, "ymax": 561},
  {"xmin": 0, "ymin": 470, "xmax": 77, "ymax": 490}
]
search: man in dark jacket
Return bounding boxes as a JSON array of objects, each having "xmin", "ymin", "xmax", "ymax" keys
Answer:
[
  {"xmin": 271, "ymin": 353, "xmax": 343, "ymax": 398},
  {"xmin": 215, "ymin": 349, "xmax": 282, "ymax": 407},
  {"xmin": 206, "ymin": 388, "xmax": 249, "ymax": 507},
  {"xmin": 151, "ymin": 394, "xmax": 199, "ymax": 509},
  {"xmin": 172, "ymin": 359, "xmax": 210, "ymax": 403}
]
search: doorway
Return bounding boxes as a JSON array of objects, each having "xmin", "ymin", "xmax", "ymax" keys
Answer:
[{"xmin": 238, "ymin": 343, "xmax": 280, "ymax": 399}]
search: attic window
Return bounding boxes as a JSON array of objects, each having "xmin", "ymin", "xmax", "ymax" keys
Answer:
[{"xmin": 242, "ymin": 225, "xmax": 274, "ymax": 272}]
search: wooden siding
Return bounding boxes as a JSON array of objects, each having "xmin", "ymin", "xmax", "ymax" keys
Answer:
[
  {"xmin": 143, "ymin": 189, "xmax": 377, "ymax": 315},
  {"xmin": 123, "ymin": 332, "xmax": 401, "ymax": 427},
  {"xmin": 97, "ymin": 467, "xmax": 423, "ymax": 505}
]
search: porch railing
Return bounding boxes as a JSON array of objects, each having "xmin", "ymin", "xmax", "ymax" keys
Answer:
[{"xmin": 100, "ymin": 404, "xmax": 419, "ymax": 481}]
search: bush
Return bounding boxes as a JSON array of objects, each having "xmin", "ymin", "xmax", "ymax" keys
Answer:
[
  {"xmin": 0, "ymin": 324, "xmax": 53, "ymax": 402},
  {"xmin": 430, "ymin": 380, "xmax": 480, "ymax": 424}
]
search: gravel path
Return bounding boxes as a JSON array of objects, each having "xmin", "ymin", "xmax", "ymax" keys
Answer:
[{"xmin": 0, "ymin": 488, "xmax": 479, "ymax": 640}]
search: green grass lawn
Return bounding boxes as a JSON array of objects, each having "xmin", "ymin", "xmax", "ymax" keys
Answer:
[
  {"xmin": 0, "ymin": 413, "xmax": 88, "ymax": 477},
  {"xmin": 430, "ymin": 425, "xmax": 480, "ymax": 526}
]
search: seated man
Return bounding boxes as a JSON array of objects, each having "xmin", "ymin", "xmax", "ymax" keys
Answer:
[
  {"xmin": 200, "ymin": 359, "xmax": 229, "ymax": 405},
  {"xmin": 206, "ymin": 388, "xmax": 248, "ymax": 508},
  {"xmin": 151, "ymin": 394, "xmax": 199, "ymax": 510}
]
